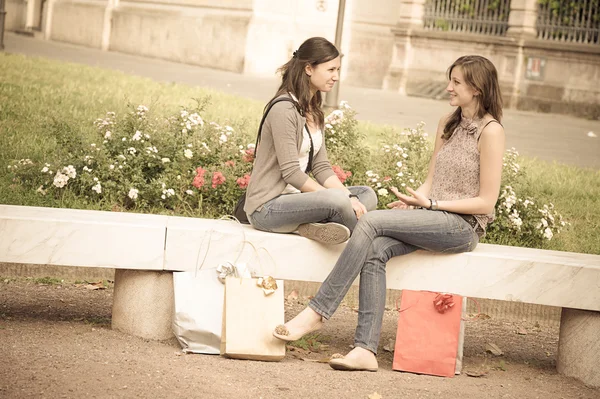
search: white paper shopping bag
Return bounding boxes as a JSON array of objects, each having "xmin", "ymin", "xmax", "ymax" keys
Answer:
[{"xmin": 172, "ymin": 270, "xmax": 223, "ymax": 354}]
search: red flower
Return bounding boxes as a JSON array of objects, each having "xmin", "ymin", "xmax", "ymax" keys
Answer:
[
  {"xmin": 242, "ymin": 148, "xmax": 255, "ymax": 163},
  {"xmin": 332, "ymin": 165, "xmax": 352, "ymax": 184},
  {"xmin": 192, "ymin": 167, "xmax": 206, "ymax": 189},
  {"xmin": 211, "ymin": 171, "xmax": 226, "ymax": 188},
  {"xmin": 236, "ymin": 174, "xmax": 251, "ymax": 189},
  {"xmin": 383, "ymin": 176, "xmax": 392, "ymax": 182}
]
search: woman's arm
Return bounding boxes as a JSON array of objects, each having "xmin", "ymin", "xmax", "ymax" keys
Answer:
[
  {"xmin": 269, "ymin": 103, "xmax": 312, "ymax": 189},
  {"xmin": 393, "ymin": 121, "xmax": 505, "ymax": 214}
]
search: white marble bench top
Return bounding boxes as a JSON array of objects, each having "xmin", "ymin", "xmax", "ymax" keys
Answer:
[{"xmin": 2, "ymin": 205, "xmax": 599, "ymax": 311}]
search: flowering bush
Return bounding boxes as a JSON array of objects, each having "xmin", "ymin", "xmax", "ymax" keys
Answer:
[
  {"xmin": 8, "ymin": 101, "xmax": 254, "ymax": 217},
  {"xmin": 359, "ymin": 122, "xmax": 431, "ymax": 208},
  {"xmin": 323, "ymin": 101, "xmax": 371, "ymax": 185},
  {"xmin": 482, "ymin": 148, "xmax": 568, "ymax": 247},
  {"xmin": 6, "ymin": 99, "xmax": 568, "ymax": 248}
]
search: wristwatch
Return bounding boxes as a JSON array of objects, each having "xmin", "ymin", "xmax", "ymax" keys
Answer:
[
  {"xmin": 349, "ymin": 194, "xmax": 359, "ymax": 200},
  {"xmin": 429, "ymin": 198, "xmax": 439, "ymax": 211}
]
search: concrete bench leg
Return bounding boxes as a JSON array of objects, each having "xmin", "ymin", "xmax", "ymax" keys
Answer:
[
  {"xmin": 112, "ymin": 269, "xmax": 174, "ymax": 340},
  {"xmin": 557, "ymin": 308, "xmax": 600, "ymax": 388}
]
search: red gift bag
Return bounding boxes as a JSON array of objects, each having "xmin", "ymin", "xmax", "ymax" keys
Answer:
[{"xmin": 392, "ymin": 290, "xmax": 463, "ymax": 377}]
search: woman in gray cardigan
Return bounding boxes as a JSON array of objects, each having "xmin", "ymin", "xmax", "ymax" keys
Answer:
[{"xmin": 243, "ymin": 37, "xmax": 377, "ymax": 245}]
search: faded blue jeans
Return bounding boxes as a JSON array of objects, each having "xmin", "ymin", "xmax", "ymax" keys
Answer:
[
  {"xmin": 247, "ymin": 186, "xmax": 377, "ymax": 233},
  {"xmin": 308, "ymin": 209, "xmax": 479, "ymax": 354}
]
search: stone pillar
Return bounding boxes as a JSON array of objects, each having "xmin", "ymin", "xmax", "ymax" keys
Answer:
[
  {"xmin": 25, "ymin": 0, "xmax": 42, "ymax": 29},
  {"xmin": 557, "ymin": 308, "xmax": 600, "ymax": 388},
  {"xmin": 384, "ymin": 0, "xmax": 425, "ymax": 93},
  {"xmin": 112, "ymin": 269, "xmax": 174, "ymax": 341},
  {"xmin": 101, "ymin": 0, "xmax": 118, "ymax": 51},
  {"xmin": 506, "ymin": 0, "xmax": 538, "ymax": 108},
  {"xmin": 506, "ymin": 0, "xmax": 538, "ymax": 39}
]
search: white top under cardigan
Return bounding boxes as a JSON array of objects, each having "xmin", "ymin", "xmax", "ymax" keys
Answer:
[{"xmin": 281, "ymin": 125, "xmax": 323, "ymax": 194}]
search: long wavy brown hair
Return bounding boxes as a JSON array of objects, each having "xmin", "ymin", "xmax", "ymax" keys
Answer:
[
  {"xmin": 443, "ymin": 55, "xmax": 503, "ymax": 140},
  {"xmin": 268, "ymin": 37, "xmax": 340, "ymax": 128}
]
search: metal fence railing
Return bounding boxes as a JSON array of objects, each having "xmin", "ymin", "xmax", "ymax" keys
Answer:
[
  {"xmin": 537, "ymin": 0, "xmax": 599, "ymax": 45},
  {"xmin": 423, "ymin": 0, "xmax": 511, "ymax": 36}
]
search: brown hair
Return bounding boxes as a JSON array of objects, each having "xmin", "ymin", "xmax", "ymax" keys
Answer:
[
  {"xmin": 443, "ymin": 55, "xmax": 503, "ymax": 140},
  {"xmin": 268, "ymin": 37, "xmax": 339, "ymax": 128}
]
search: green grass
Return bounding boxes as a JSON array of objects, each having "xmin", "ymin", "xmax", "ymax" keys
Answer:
[{"xmin": 1, "ymin": 53, "xmax": 598, "ymax": 255}]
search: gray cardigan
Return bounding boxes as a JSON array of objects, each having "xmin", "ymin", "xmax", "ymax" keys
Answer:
[{"xmin": 243, "ymin": 95, "xmax": 335, "ymax": 215}]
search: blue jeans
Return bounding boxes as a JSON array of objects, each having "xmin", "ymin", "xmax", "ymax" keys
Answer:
[
  {"xmin": 308, "ymin": 209, "xmax": 479, "ymax": 354},
  {"xmin": 247, "ymin": 186, "xmax": 377, "ymax": 233}
]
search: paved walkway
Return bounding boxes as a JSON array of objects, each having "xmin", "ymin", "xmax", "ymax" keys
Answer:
[{"xmin": 4, "ymin": 33, "xmax": 599, "ymax": 168}]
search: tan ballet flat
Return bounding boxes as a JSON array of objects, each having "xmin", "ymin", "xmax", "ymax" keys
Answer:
[
  {"xmin": 329, "ymin": 353, "xmax": 378, "ymax": 372},
  {"xmin": 272, "ymin": 320, "xmax": 323, "ymax": 342}
]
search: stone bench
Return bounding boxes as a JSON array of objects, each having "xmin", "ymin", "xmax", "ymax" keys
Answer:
[{"xmin": 1, "ymin": 204, "xmax": 599, "ymax": 387}]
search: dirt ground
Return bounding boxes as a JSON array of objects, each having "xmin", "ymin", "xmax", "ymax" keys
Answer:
[{"xmin": 1, "ymin": 277, "xmax": 598, "ymax": 399}]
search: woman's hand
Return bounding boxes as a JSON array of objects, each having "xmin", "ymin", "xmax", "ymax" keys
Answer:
[
  {"xmin": 351, "ymin": 197, "xmax": 368, "ymax": 219},
  {"xmin": 389, "ymin": 187, "xmax": 430, "ymax": 209}
]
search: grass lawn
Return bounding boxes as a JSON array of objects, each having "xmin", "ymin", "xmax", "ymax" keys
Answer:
[{"xmin": 1, "ymin": 52, "xmax": 598, "ymax": 255}]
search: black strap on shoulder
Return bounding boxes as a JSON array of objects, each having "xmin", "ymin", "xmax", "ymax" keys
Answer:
[
  {"xmin": 478, "ymin": 119, "xmax": 502, "ymax": 142},
  {"xmin": 482, "ymin": 119, "xmax": 501, "ymax": 130},
  {"xmin": 253, "ymin": 97, "xmax": 314, "ymax": 173}
]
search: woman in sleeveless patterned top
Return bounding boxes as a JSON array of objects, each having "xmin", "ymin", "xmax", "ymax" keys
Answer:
[{"xmin": 273, "ymin": 56, "xmax": 505, "ymax": 372}]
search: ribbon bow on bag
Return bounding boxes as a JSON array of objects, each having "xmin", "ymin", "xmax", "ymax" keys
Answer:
[{"xmin": 433, "ymin": 293, "xmax": 456, "ymax": 314}]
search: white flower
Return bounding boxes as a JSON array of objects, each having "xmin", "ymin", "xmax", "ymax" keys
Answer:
[
  {"xmin": 128, "ymin": 147, "xmax": 137, "ymax": 155},
  {"xmin": 109, "ymin": 165, "xmax": 115, "ymax": 170},
  {"xmin": 543, "ymin": 228, "xmax": 553, "ymax": 240},
  {"xmin": 184, "ymin": 149, "xmax": 193, "ymax": 159},
  {"xmin": 185, "ymin": 190, "xmax": 194, "ymax": 195},
  {"xmin": 161, "ymin": 194, "xmax": 166, "ymax": 200},
  {"xmin": 396, "ymin": 162, "xmax": 403, "ymax": 168},
  {"xmin": 63, "ymin": 165, "xmax": 76, "ymax": 179},
  {"xmin": 41, "ymin": 166, "xmax": 49, "ymax": 173},
  {"xmin": 540, "ymin": 218, "xmax": 548, "ymax": 227},
  {"xmin": 93, "ymin": 177, "xmax": 98, "ymax": 182},
  {"xmin": 378, "ymin": 188, "xmax": 389, "ymax": 196},
  {"xmin": 187, "ymin": 144, "xmax": 193, "ymax": 148},
  {"xmin": 122, "ymin": 137, "xmax": 127, "ymax": 142},
  {"xmin": 104, "ymin": 131, "xmax": 112, "ymax": 139},
  {"xmin": 53, "ymin": 172, "xmax": 69, "ymax": 188},
  {"xmin": 182, "ymin": 128, "xmax": 188, "ymax": 134},
  {"xmin": 92, "ymin": 182, "xmax": 102, "ymax": 194},
  {"xmin": 132, "ymin": 131, "xmax": 142, "ymax": 141},
  {"xmin": 247, "ymin": 143, "xmax": 255, "ymax": 149},
  {"xmin": 402, "ymin": 153, "xmax": 408, "ymax": 158},
  {"xmin": 161, "ymin": 158, "xmax": 170, "ymax": 163},
  {"xmin": 128, "ymin": 188, "xmax": 139, "ymax": 200},
  {"xmin": 36, "ymin": 185, "xmax": 47, "ymax": 195},
  {"xmin": 219, "ymin": 134, "xmax": 228, "ymax": 143},
  {"xmin": 90, "ymin": 143, "xmax": 96, "ymax": 148}
]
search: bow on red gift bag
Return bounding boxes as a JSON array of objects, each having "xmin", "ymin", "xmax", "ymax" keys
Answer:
[{"xmin": 392, "ymin": 290, "xmax": 465, "ymax": 377}]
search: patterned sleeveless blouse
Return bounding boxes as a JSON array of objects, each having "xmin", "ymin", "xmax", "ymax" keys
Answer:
[{"xmin": 429, "ymin": 115, "xmax": 497, "ymax": 233}]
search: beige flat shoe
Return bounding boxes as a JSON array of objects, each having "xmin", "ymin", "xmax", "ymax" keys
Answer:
[
  {"xmin": 272, "ymin": 320, "xmax": 323, "ymax": 342},
  {"xmin": 329, "ymin": 353, "xmax": 378, "ymax": 372},
  {"xmin": 297, "ymin": 222, "xmax": 350, "ymax": 245}
]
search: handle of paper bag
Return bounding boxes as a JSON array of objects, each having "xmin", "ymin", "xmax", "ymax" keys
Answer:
[{"xmin": 192, "ymin": 216, "xmax": 249, "ymax": 277}]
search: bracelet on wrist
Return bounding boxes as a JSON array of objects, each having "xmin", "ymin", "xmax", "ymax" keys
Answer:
[{"xmin": 349, "ymin": 194, "xmax": 359, "ymax": 199}]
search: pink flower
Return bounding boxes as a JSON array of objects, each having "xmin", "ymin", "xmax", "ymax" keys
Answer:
[
  {"xmin": 225, "ymin": 160, "xmax": 236, "ymax": 167},
  {"xmin": 242, "ymin": 148, "xmax": 255, "ymax": 163},
  {"xmin": 383, "ymin": 176, "xmax": 392, "ymax": 182},
  {"xmin": 211, "ymin": 171, "xmax": 226, "ymax": 188},
  {"xmin": 332, "ymin": 165, "xmax": 352, "ymax": 184},
  {"xmin": 236, "ymin": 174, "xmax": 251, "ymax": 189},
  {"xmin": 192, "ymin": 167, "xmax": 206, "ymax": 189}
]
